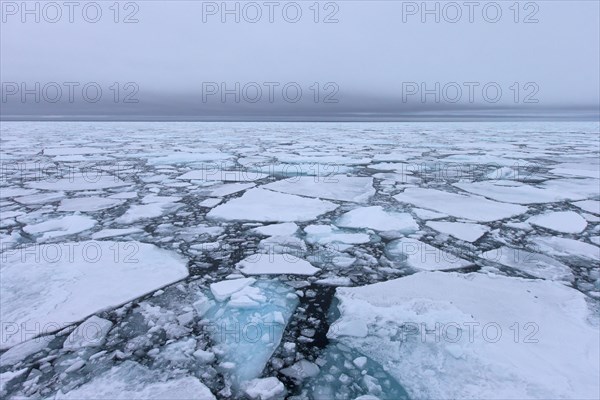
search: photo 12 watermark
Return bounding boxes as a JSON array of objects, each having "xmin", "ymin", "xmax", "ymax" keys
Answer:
[
  {"xmin": 200, "ymin": 1, "xmax": 339, "ymax": 23},
  {"xmin": 1, "ymin": 1, "xmax": 140, "ymax": 23}
]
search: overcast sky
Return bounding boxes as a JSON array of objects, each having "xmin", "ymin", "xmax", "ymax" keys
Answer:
[{"xmin": 1, "ymin": 0, "xmax": 599, "ymax": 120}]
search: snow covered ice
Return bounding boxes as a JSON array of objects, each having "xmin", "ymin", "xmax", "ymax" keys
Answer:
[{"xmin": 1, "ymin": 121, "xmax": 599, "ymax": 399}]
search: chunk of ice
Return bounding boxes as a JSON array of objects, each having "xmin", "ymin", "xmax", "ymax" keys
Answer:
[
  {"xmin": 386, "ymin": 238, "xmax": 473, "ymax": 271},
  {"xmin": 208, "ymin": 188, "xmax": 337, "ymax": 222},
  {"xmin": 394, "ymin": 188, "xmax": 527, "ymax": 222},
  {"xmin": 1, "ymin": 241, "xmax": 188, "ymax": 349},
  {"xmin": 329, "ymin": 272, "xmax": 600, "ymax": 399},
  {"xmin": 336, "ymin": 206, "xmax": 418, "ymax": 232}
]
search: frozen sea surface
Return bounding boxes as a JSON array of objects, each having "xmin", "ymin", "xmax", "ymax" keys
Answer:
[{"xmin": 0, "ymin": 121, "xmax": 599, "ymax": 399}]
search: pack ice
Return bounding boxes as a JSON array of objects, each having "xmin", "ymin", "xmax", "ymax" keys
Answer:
[
  {"xmin": 329, "ymin": 272, "xmax": 600, "ymax": 400},
  {"xmin": 1, "ymin": 241, "xmax": 188, "ymax": 349}
]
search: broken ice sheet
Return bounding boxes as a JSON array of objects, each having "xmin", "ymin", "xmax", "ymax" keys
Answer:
[
  {"xmin": 386, "ymin": 238, "xmax": 473, "ymax": 271},
  {"xmin": 22, "ymin": 215, "xmax": 96, "ymax": 241},
  {"xmin": 394, "ymin": 188, "xmax": 528, "ymax": 222},
  {"xmin": 1, "ymin": 241, "xmax": 188, "ymax": 349},
  {"xmin": 53, "ymin": 360, "xmax": 215, "ymax": 399},
  {"xmin": 481, "ymin": 246, "xmax": 574, "ymax": 282},
  {"xmin": 305, "ymin": 344, "xmax": 409, "ymax": 400},
  {"xmin": 57, "ymin": 197, "xmax": 124, "ymax": 212},
  {"xmin": 207, "ymin": 188, "xmax": 338, "ymax": 222},
  {"xmin": 335, "ymin": 206, "xmax": 418, "ymax": 233},
  {"xmin": 527, "ymin": 211, "xmax": 588, "ymax": 233},
  {"xmin": 237, "ymin": 254, "xmax": 320, "ymax": 276},
  {"xmin": 202, "ymin": 279, "xmax": 298, "ymax": 388},
  {"xmin": 329, "ymin": 272, "xmax": 600, "ymax": 399},
  {"xmin": 263, "ymin": 176, "xmax": 375, "ymax": 203},
  {"xmin": 426, "ymin": 221, "xmax": 490, "ymax": 243}
]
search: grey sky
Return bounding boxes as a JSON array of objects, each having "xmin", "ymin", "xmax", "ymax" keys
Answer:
[{"xmin": 1, "ymin": 0, "xmax": 599, "ymax": 120}]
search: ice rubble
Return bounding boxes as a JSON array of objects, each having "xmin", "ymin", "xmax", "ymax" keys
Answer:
[
  {"xmin": 1, "ymin": 241, "xmax": 188, "ymax": 349},
  {"xmin": 242, "ymin": 377, "xmax": 286, "ymax": 399},
  {"xmin": 386, "ymin": 238, "xmax": 473, "ymax": 271},
  {"xmin": 207, "ymin": 188, "xmax": 338, "ymax": 222},
  {"xmin": 263, "ymin": 176, "xmax": 375, "ymax": 203},
  {"xmin": 329, "ymin": 272, "xmax": 600, "ymax": 400},
  {"xmin": 201, "ymin": 279, "xmax": 298, "ymax": 387},
  {"xmin": 305, "ymin": 344, "xmax": 409, "ymax": 400},
  {"xmin": 426, "ymin": 221, "xmax": 490, "ymax": 242},
  {"xmin": 53, "ymin": 360, "xmax": 215, "ymax": 399},
  {"xmin": 394, "ymin": 188, "xmax": 527, "ymax": 222},
  {"xmin": 527, "ymin": 211, "xmax": 588, "ymax": 233},
  {"xmin": 335, "ymin": 206, "xmax": 418, "ymax": 232}
]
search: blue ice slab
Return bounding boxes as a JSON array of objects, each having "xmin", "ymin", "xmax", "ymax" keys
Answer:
[{"xmin": 202, "ymin": 279, "xmax": 299, "ymax": 387}]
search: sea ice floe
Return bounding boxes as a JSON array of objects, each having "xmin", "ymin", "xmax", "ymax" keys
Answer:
[
  {"xmin": 251, "ymin": 222, "xmax": 299, "ymax": 237},
  {"xmin": 550, "ymin": 163, "xmax": 600, "ymax": 179},
  {"xmin": 426, "ymin": 221, "xmax": 490, "ymax": 242},
  {"xmin": 44, "ymin": 147, "xmax": 107, "ymax": 156},
  {"xmin": 258, "ymin": 235, "xmax": 307, "ymax": 255},
  {"xmin": 199, "ymin": 198, "xmax": 223, "ymax": 208},
  {"xmin": 263, "ymin": 176, "xmax": 375, "ymax": 203},
  {"xmin": 386, "ymin": 238, "xmax": 473, "ymax": 271},
  {"xmin": 203, "ymin": 280, "xmax": 298, "ymax": 387},
  {"xmin": 304, "ymin": 225, "xmax": 371, "ymax": 245},
  {"xmin": 280, "ymin": 359, "xmax": 320, "ymax": 381},
  {"xmin": 148, "ymin": 151, "xmax": 231, "ymax": 165},
  {"xmin": 90, "ymin": 228, "xmax": 143, "ymax": 240},
  {"xmin": 28, "ymin": 175, "xmax": 128, "ymax": 191},
  {"xmin": 329, "ymin": 272, "xmax": 600, "ymax": 400},
  {"xmin": 210, "ymin": 278, "xmax": 257, "ymax": 302},
  {"xmin": 242, "ymin": 377, "xmax": 286, "ymax": 400},
  {"xmin": 208, "ymin": 188, "xmax": 338, "ymax": 222},
  {"xmin": 58, "ymin": 196, "xmax": 124, "ymax": 212},
  {"xmin": 53, "ymin": 360, "xmax": 215, "ymax": 399},
  {"xmin": 528, "ymin": 236, "xmax": 600, "ymax": 260},
  {"xmin": 200, "ymin": 182, "xmax": 256, "ymax": 197},
  {"xmin": 572, "ymin": 200, "xmax": 600, "ymax": 215},
  {"xmin": 394, "ymin": 188, "xmax": 527, "ymax": 222},
  {"xmin": 336, "ymin": 206, "xmax": 418, "ymax": 233},
  {"xmin": 527, "ymin": 211, "xmax": 588, "ymax": 233},
  {"xmin": 1, "ymin": 241, "xmax": 188, "ymax": 349},
  {"xmin": 0, "ymin": 335, "xmax": 55, "ymax": 368},
  {"xmin": 116, "ymin": 196, "xmax": 182, "ymax": 224},
  {"xmin": 481, "ymin": 247, "xmax": 574, "ymax": 282},
  {"xmin": 14, "ymin": 191, "xmax": 65, "ymax": 205},
  {"xmin": 23, "ymin": 215, "xmax": 96, "ymax": 241},
  {"xmin": 0, "ymin": 188, "xmax": 38, "ymax": 198},
  {"xmin": 178, "ymin": 170, "xmax": 269, "ymax": 182},
  {"xmin": 411, "ymin": 208, "xmax": 447, "ymax": 220},
  {"xmin": 237, "ymin": 254, "xmax": 320, "ymax": 276},
  {"xmin": 455, "ymin": 178, "xmax": 599, "ymax": 204},
  {"xmin": 108, "ymin": 191, "xmax": 137, "ymax": 199},
  {"xmin": 62, "ymin": 316, "xmax": 113, "ymax": 350}
]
